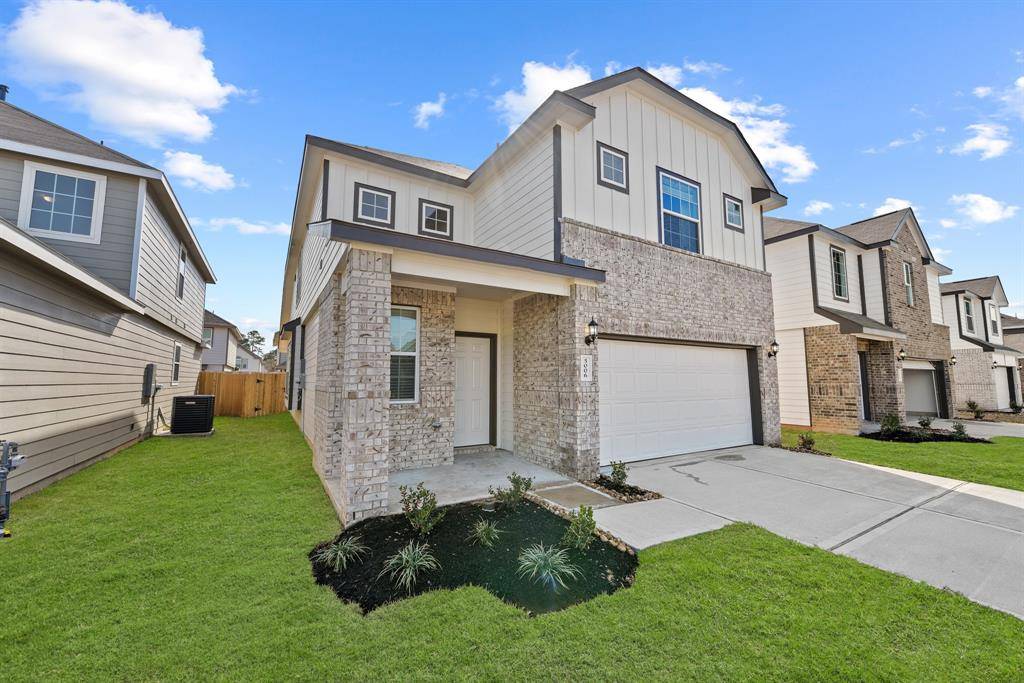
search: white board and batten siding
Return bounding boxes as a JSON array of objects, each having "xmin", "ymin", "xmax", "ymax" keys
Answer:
[
  {"xmin": 562, "ymin": 85, "xmax": 765, "ymax": 270},
  {"xmin": 861, "ymin": 253, "xmax": 886, "ymax": 322},
  {"xmin": 775, "ymin": 328, "xmax": 810, "ymax": 426},
  {"xmin": 926, "ymin": 270, "xmax": 944, "ymax": 325}
]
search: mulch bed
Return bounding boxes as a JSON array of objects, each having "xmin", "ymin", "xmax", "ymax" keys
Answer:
[
  {"xmin": 310, "ymin": 499, "xmax": 637, "ymax": 615},
  {"xmin": 587, "ymin": 475, "xmax": 661, "ymax": 503},
  {"xmin": 782, "ymin": 446, "xmax": 832, "ymax": 456},
  {"xmin": 860, "ymin": 427, "xmax": 991, "ymax": 444},
  {"xmin": 957, "ymin": 411, "xmax": 1024, "ymax": 424}
]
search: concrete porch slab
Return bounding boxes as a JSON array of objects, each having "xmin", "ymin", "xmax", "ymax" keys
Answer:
[
  {"xmin": 594, "ymin": 498, "xmax": 730, "ymax": 549},
  {"xmin": 388, "ymin": 450, "xmax": 568, "ymax": 514},
  {"xmin": 533, "ymin": 482, "xmax": 622, "ymax": 511}
]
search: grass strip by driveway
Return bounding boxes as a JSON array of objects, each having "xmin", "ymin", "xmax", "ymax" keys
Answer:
[
  {"xmin": 782, "ymin": 426, "xmax": 1024, "ymax": 492},
  {"xmin": 2, "ymin": 414, "xmax": 1021, "ymax": 681}
]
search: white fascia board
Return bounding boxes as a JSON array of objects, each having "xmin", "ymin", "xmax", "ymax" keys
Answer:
[{"xmin": 389, "ymin": 249, "xmax": 572, "ymax": 297}]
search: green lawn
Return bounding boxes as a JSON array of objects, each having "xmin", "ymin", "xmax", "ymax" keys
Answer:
[
  {"xmin": 782, "ymin": 426, "xmax": 1024, "ymax": 491},
  {"xmin": 2, "ymin": 414, "xmax": 1021, "ymax": 681}
]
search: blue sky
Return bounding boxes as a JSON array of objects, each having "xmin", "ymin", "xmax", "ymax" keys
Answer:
[{"xmin": 1, "ymin": 0, "xmax": 1021, "ymax": 345}]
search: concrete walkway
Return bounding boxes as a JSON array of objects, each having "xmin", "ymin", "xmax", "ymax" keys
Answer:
[{"xmin": 595, "ymin": 445, "xmax": 1024, "ymax": 619}]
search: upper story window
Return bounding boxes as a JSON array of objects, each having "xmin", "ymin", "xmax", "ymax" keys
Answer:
[
  {"xmin": 202, "ymin": 327, "xmax": 213, "ymax": 348},
  {"xmin": 390, "ymin": 306, "xmax": 419, "ymax": 403},
  {"xmin": 418, "ymin": 199, "xmax": 454, "ymax": 240},
  {"xmin": 658, "ymin": 169, "xmax": 700, "ymax": 253},
  {"xmin": 989, "ymin": 304, "xmax": 1000, "ymax": 335},
  {"xmin": 723, "ymin": 195, "xmax": 744, "ymax": 232},
  {"xmin": 830, "ymin": 246, "xmax": 848, "ymax": 301},
  {"xmin": 964, "ymin": 298, "xmax": 975, "ymax": 333},
  {"xmin": 596, "ymin": 142, "xmax": 628, "ymax": 193},
  {"xmin": 354, "ymin": 182, "xmax": 395, "ymax": 228},
  {"xmin": 902, "ymin": 261, "xmax": 914, "ymax": 306},
  {"xmin": 18, "ymin": 161, "xmax": 107, "ymax": 245},
  {"xmin": 171, "ymin": 342, "xmax": 182, "ymax": 385},
  {"xmin": 176, "ymin": 245, "xmax": 187, "ymax": 299}
]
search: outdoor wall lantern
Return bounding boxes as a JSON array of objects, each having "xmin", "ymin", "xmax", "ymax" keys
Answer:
[
  {"xmin": 898, "ymin": 348, "xmax": 908, "ymax": 361},
  {"xmin": 584, "ymin": 319, "xmax": 600, "ymax": 346},
  {"xmin": 992, "ymin": 359, "xmax": 999, "ymax": 370},
  {"xmin": 768, "ymin": 340, "xmax": 780, "ymax": 358},
  {"xmin": 949, "ymin": 355, "xmax": 958, "ymax": 367}
]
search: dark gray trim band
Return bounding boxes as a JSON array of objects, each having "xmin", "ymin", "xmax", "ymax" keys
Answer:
[
  {"xmin": 417, "ymin": 198, "xmax": 454, "ymax": 241},
  {"xmin": 858, "ymin": 351, "xmax": 872, "ymax": 422},
  {"xmin": 600, "ymin": 333, "xmax": 755, "ymax": 351},
  {"xmin": 981, "ymin": 296, "xmax": 991, "ymax": 342},
  {"xmin": 746, "ymin": 348, "xmax": 765, "ymax": 445},
  {"xmin": 857, "ymin": 254, "xmax": 867, "ymax": 315},
  {"xmin": 455, "ymin": 331, "xmax": 498, "ymax": 447},
  {"xmin": 954, "ymin": 293, "xmax": 964, "ymax": 338},
  {"xmin": 320, "ymin": 159, "xmax": 329, "ymax": 222},
  {"xmin": 352, "ymin": 182, "xmax": 396, "ymax": 229},
  {"xmin": 553, "ymin": 125, "xmax": 563, "ymax": 261},
  {"xmin": 318, "ymin": 219, "xmax": 606, "ymax": 282},
  {"xmin": 878, "ymin": 250, "xmax": 891, "ymax": 327},
  {"xmin": 596, "ymin": 141, "xmax": 629, "ymax": 194}
]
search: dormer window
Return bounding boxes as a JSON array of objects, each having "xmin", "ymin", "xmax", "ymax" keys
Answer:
[
  {"xmin": 354, "ymin": 183, "xmax": 395, "ymax": 228},
  {"xmin": 596, "ymin": 142, "xmax": 628, "ymax": 193},
  {"xmin": 964, "ymin": 298, "xmax": 975, "ymax": 333},
  {"xmin": 19, "ymin": 161, "xmax": 107, "ymax": 244},
  {"xmin": 724, "ymin": 195, "xmax": 744, "ymax": 232},
  {"xmin": 417, "ymin": 199, "xmax": 453, "ymax": 240},
  {"xmin": 830, "ymin": 246, "xmax": 848, "ymax": 301},
  {"xmin": 989, "ymin": 304, "xmax": 1000, "ymax": 335}
]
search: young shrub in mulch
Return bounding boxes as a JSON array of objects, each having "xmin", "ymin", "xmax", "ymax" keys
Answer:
[
  {"xmin": 488, "ymin": 472, "xmax": 533, "ymax": 508},
  {"xmin": 589, "ymin": 461, "xmax": 660, "ymax": 503},
  {"xmin": 561, "ymin": 505, "xmax": 596, "ymax": 550},
  {"xmin": 310, "ymin": 499, "xmax": 637, "ymax": 615},
  {"xmin": 966, "ymin": 400, "xmax": 985, "ymax": 421},
  {"xmin": 399, "ymin": 482, "xmax": 445, "ymax": 536},
  {"xmin": 785, "ymin": 431, "xmax": 831, "ymax": 456},
  {"xmin": 861, "ymin": 421, "xmax": 991, "ymax": 444}
]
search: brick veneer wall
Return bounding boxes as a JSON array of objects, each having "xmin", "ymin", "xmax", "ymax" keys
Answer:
[
  {"xmin": 861, "ymin": 339, "xmax": 902, "ymax": 420},
  {"xmin": 951, "ymin": 348, "xmax": 998, "ymax": 410},
  {"xmin": 560, "ymin": 218, "xmax": 781, "ymax": 446},
  {"xmin": 804, "ymin": 325, "xmax": 861, "ymax": 433},
  {"xmin": 390, "ymin": 286, "xmax": 455, "ymax": 470}
]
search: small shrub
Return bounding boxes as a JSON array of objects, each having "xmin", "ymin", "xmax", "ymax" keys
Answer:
[
  {"xmin": 378, "ymin": 541, "xmax": 439, "ymax": 593},
  {"xmin": 917, "ymin": 415, "xmax": 933, "ymax": 429},
  {"xmin": 609, "ymin": 461, "xmax": 629, "ymax": 488},
  {"xmin": 488, "ymin": 471, "xmax": 533, "ymax": 508},
  {"xmin": 562, "ymin": 505, "xmax": 596, "ymax": 550},
  {"xmin": 1010, "ymin": 401, "xmax": 1022, "ymax": 415},
  {"xmin": 966, "ymin": 399, "xmax": 984, "ymax": 420},
  {"xmin": 312, "ymin": 535, "xmax": 369, "ymax": 572},
  {"xmin": 796, "ymin": 431, "xmax": 816, "ymax": 450},
  {"xmin": 880, "ymin": 413, "xmax": 902, "ymax": 435},
  {"xmin": 466, "ymin": 518, "xmax": 502, "ymax": 547},
  {"xmin": 951, "ymin": 421, "xmax": 968, "ymax": 440},
  {"xmin": 399, "ymin": 483, "xmax": 446, "ymax": 536},
  {"xmin": 517, "ymin": 543, "xmax": 581, "ymax": 590}
]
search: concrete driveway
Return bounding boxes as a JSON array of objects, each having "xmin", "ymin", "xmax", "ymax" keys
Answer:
[{"xmin": 596, "ymin": 445, "xmax": 1024, "ymax": 619}]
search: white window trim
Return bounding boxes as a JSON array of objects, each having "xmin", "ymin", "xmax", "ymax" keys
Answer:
[
  {"xmin": 964, "ymin": 298, "xmax": 975, "ymax": 333},
  {"xmin": 17, "ymin": 160, "xmax": 107, "ymax": 245},
  {"xmin": 418, "ymin": 199, "xmax": 453, "ymax": 238},
  {"xmin": 903, "ymin": 261, "xmax": 914, "ymax": 306},
  {"xmin": 171, "ymin": 342, "xmax": 182, "ymax": 385},
  {"xmin": 830, "ymin": 246, "xmax": 849, "ymax": 301},
  {"xmin": 597, "ymin": 144, "xmax": 628, "ymax": 191},
  {"xmin": 657, "ymin": 168, "xmax": 702, "ymax": 252},
  {"xmin": 390, "ymin": 305, "xmax": 420, "ymax": 404},
  {"xmin": 356, "ymin": 185, "xmax": 393, "ymax": 226},
  {"xmin": 724, "ymin": 195, "xmax": 744, "ymax": 231}
]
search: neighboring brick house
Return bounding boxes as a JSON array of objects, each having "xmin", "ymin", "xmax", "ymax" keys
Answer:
[
  {"xmin": 277, "ymin": 67, "xmax": 787, "ymax": 523},
  {"xmin": 939, "ymin": 277, "xmax": 1022, "ymax": 411},
  {"xmin": 764, "ymin": 208, "xmax": 955, "ymax": 434},
  {"xmin": 1002, "ymin": 314, "xmax": 1024, "ymax": 392}
]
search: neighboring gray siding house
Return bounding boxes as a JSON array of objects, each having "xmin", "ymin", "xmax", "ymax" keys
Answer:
[
  {"xmin": 201, "ymin": 309, "xmax": 243, "ymax": 372},
  {"xmin": 0, "ymin": 99, "xmax": 215, "ymax": 495},
  {"xmin": 278, "ymin": 67, "xmax": 787, "ymax": 523},
  {"xmin": 234, "ymin": 344, "xmax": 264, "ymax": 372}
]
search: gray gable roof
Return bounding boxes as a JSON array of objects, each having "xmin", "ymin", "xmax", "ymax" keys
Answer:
[
  {"xmin": 940, "ymin": 276, "xmax": 1001, "ymax": 299},
  {"xmin": 835, "ymin": 208, "xmax": 911, "ymax": 244},
  {"xmin": 348, "ymin": 143, "xmax": 472, "ymax": 180},
  {"xmin": 204, "ymin": 309, "xmax": 243, "ymax": 338},
  {"xmin": 763, "ymin": 216, "xmax": 820, "ymax": 241},
  {"xmin": 1002, "ymin": 314, "xmax": 1024, "ymax": 330},
  {"xmin": 0, "ymin": 101, "xmax": 153, "ymax": 170}
]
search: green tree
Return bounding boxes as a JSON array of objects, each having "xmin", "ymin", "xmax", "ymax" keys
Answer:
[{"xmin": 240, "ymin": 330, "xmax": 266, "ymax": 355}]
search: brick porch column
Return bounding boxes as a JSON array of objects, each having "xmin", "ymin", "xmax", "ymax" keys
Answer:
[
  {"xmin": 865, "ymin": 340, "xmax": 904, "ymax": 422},
  {"xmin": 557, "ymin": 284, "xmax": 600, "ymax": 481}
]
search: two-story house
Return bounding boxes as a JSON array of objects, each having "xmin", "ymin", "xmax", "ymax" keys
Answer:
[
  {"xmin": 0, "ymin": 96, "xmax": 214, "ymax": 495},
  {"xmin": 764, "ymin": 208, "xmax": 955, "ymax": 433},
  {"xmin": 1002, "ymin": 313, "xmax": 1024, "ymax": 391},
  {"xmin": 201, "ymin": 309, "xmax": 244, "ymax": 372},
  {"xmin": 277, "ymin": 67, "xmax": 787, "ymax": 523},
  {"xmin": 940, "ymin": 277, "xmax": 1022, "ymax": 411}
]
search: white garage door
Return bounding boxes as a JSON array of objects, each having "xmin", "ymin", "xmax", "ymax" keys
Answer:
[
  {"xmin": 599, "ymin": 340, "xmax": 753, "ymax": 465},
  {"xmin": 904, "ymin": 368, "xmax": 938, "ymax": 416},
  {"xmin": 994, "ymin": 367, "xmax": 1011, "ymax": 410}
]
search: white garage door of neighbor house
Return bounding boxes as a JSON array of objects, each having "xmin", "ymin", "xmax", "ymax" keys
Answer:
[
  {"xmin": 599, "ymin": 340, "xmax": 753, "ymax": 465},
  {"xmin": 994, "ymin": 368, "xmax": 1011, "ymax": 410},
  {"xmin": 904, "ymin": 368, "xmax": 939, "ymax": 416}
]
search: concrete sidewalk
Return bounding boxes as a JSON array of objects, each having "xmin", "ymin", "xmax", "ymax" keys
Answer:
[{"xmin": 595, "ymin": 445, "xmax": 1024, "ymax": 619}]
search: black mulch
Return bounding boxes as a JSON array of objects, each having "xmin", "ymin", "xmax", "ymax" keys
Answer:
[
  {"xmin": 589, "ymin": 475, "xmax": 660, "ymax": 503},
  {"xmin": 310, "ymin": 499, "xmax": 637, "ymax": 615},
  {"xmin": 860, "ymin": 428, "xmax": 990, "ymax": 444}
]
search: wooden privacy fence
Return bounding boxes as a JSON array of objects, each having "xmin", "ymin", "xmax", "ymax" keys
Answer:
[{"xmin": 196, "ymin": 372, "xmax": 287, "ymax": 417}]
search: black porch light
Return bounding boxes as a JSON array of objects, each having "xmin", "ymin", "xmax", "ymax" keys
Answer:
[
  {"xmin": 992, "ymin": 359, "xmax": 999, "ymax": 370},
  {"xmin": 949, "ymin": 355, "xmax": 958, "ymax": 367},
  {"xmin": 768, "ymin": 339, "xmax": 780, "ymax": 358},
  {"xmin": 898, "ymin": 348, "xmax": 907, "ymax": 361},
  {"xmin": 585, "ymin": 319, "xmax": 599, "ymax": 346}
]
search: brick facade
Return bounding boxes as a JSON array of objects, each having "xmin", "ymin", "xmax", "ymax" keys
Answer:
[
  {"xmin": 803, "ymin": 325, "xmax": 861, "ymax": 433},
  {"xmin": 951, "ymin": 348, "xmax": 998, "ymax": 410}
]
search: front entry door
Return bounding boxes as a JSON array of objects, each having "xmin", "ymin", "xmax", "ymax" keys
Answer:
[{"xmin": 455, "ymin": 335, "xmax": 492, "ymax": 447}]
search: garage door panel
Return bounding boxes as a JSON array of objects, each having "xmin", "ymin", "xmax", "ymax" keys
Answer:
[
  {"xmin": 904, "ymin": 369, "xmax": 938, "ymax": 416},
  {"xmin": 600, "ymin": 340, "xmax": 753, "ymax": 465}
]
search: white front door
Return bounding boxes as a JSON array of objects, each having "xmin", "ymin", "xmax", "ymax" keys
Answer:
[
  {"xmin": 455, "ymin": 335, "xmax": 491, "ymax": 447},
  {"xmin": 994, "ymin": 367, "xmax": 1011, "ymax": 410},
  {"xmin": 599, "ymin": 340, "xmax": 753, "ymax": 465}
]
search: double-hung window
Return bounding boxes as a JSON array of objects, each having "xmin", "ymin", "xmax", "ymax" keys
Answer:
[
  {"xmin": 596, "ymin": 142, "xmax": 628, "ymax": 193},
  {"xmin": 19, "ymin": 161, "xmax": 106, "ymax": 244},
  {"xmin": 723, "ymin": 195, "xmax": 744, "ymax": 231},
  {"xmin": 902, "ymin": 261, "xmax": 914, "ymax": 306},
  {"xmin": 354, "ymin": 183, "xmax": 395, "ymax": 228},
  {"xmin": 830, "ymin": 246, "xmax": 848, "ymax": 301},
  {"xmin": 989, "ymin": 304, "xmax": 1000, "ymax": 335},
  {"xmin": 171, "ymin": 343, "xmax": 182, "ymax": 384},
  {"xmin": 177, "ymin": 245, "xmax": 187, "ymax": 299},
  {"xmin": 964, "ymin": 298, "xmax": 975, "ymax": 333},
  {"xmin": 202, "ymin": 327, "xmax": 214, "ymax": 348},
  {"xmin": 658, "ymin": 169, "xmax": 701, "ymax": 253},
  {"xmin": 390, "ymin": 306, "xmax": 419, "ymax": 403},
  {"xmin": 418, "ymin": 199, "xmax": 453, "ymax": 239}
]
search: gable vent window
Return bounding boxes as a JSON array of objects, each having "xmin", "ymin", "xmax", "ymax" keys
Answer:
[
  {"xmin": 902, "ymin": 261, "xmax": 914, "ymax": 306},
  {"xmin": 658, "ymin": 169, "xmax": 700, "ymax": 253},
  {"xmin": 19, "ymin": 161, "xmax": 107, "ymax": 244},
  {"xmin": 176, "ymin": 245, "xmax": 187, "ymax": 299},
  {"xmin": 830, "ymin": 246, "xmax": 848, "ymax": 301},
  {"xmin": 724, "ymin": 195, "xmax": 744, "ymax": 232},
  {"xmin": 354, "ymin": 183, "xmax": 395, "ymax": 228},
  {"xmin": 596, "ymin": 142, "xmax": 628, "ymax": 193},
  {"xmin": 964, "ymin": 298, "xmax": 975, "ymax": 333},
  {"xmin": 418, "ymin": 199, "xmax": 454, "ymax": 240},
  {"xmin": 390, "ymin": 306, "xmax": 419, "ymax": 403}
]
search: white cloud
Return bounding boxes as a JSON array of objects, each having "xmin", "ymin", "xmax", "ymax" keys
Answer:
[
  {"xmin": 163, "ymin": 151, "xmax": 235, "ymax": 191},
  {"xmin": 863, "ymin": 130, "xmax": 926, "ymax": 154},
  {"xmin": 973, "ymin": 86, "xmax": 993, "ymax": 98},
  {"xmin": 646, "ymin": 64, "xmax": 684, "ymax": 87},
  {"xmin": 203, "ymin": 217, "xmax": 289, "ymax": 235},
  {"xmin": 803, "ymin": 200, "xmax": 833, "ymax": 217},
  {"xmin": 874, "ymin": 197, "xmax": 913, "ymax": 216},
  {"xmin": 413, "ymin": 92, "xmax": 447, "ymax": 129},
  {"xmin": 682, "ymin": 59, "xmax": 729, "ymax": 76},
  {"xmin": 952, "ymin": 123, "xmax": 1012, "ymax": 159},
  {"xmin": 939, "ymin": 218, "xmax": 959, "ymax": 228},
  {"xmin": 949, "ymin": 193, "xmax": 1019, "ymax": 224},
  {"xmin": 495, "ymin": 59, "xmax": 592, "ymax": 132},
  {"xmin": 603, "ymin": 61, "xmax": 622, "ymax": 77},
  {"xmin": 931, "ymin": 247, "xmax": 953, "ymax": 262},
  {"xmin": 3, "ymin": 0, "xmax": 238, "ymax": 146}
]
